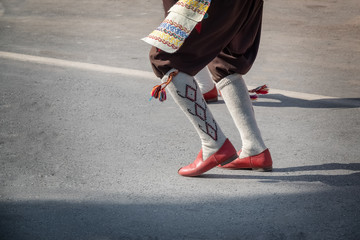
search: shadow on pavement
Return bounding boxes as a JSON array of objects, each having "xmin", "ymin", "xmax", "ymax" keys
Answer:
[
  {"xmin": 200, "ymin": 163, "xmax": 360, "ymax": 187},
  {"xmin": 275, "ymin": 163, "xmax": 360, "ymax": 172},
  {"xmin": 202, "ymin": 172, "xmax": 360, "ymax": 187},
  {"xmin": 1, "ymin": 190, "xmax": 359, "ymax": 240},
  {"xmin": 252, "ymin": 94, "xmax": 360, "ymax": 108}
]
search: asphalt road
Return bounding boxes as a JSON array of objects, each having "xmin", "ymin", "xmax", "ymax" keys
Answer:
[{"xmin": 1, "ymin": 0, "xmax": 359, "ymax": 239}]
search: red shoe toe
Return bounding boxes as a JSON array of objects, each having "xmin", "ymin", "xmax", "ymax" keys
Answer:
[{"xmin": 178, "ymin": 139, "xmax": 237, "ymax": 177}]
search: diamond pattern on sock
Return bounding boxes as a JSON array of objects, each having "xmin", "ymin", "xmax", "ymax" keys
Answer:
[
  {"xmin": 206, "ymin": 121, "xmax": 218, "ymax": 140},
  {"xmin": 195, "ymin": 103, "xmax": 206, "ymax": 121},
  {"xmin": 185, "ymin": 85, "xmax": 196, "ymax": 102},
  {"xmin": 177, "ymin": 79, "xmax": 218, "ymax": 141}
]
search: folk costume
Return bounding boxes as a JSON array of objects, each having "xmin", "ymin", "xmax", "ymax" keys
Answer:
[{"xmin": 143, "ymin": 0, "xmax": 272, "ymax": 176}]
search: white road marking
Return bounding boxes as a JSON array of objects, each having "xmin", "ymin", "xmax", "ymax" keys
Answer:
[
  {"xmin": 0, "ymin": 51, "xmax": 154, "ymax": 79},
  {"xmin": 0, "ymin": 51, "xmax": 359, "ymax": 107}
]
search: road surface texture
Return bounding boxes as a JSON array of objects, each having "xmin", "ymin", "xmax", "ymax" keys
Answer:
[{"xmin": 1, "ymin": 0, "xmax": 359, "ymax": 239}]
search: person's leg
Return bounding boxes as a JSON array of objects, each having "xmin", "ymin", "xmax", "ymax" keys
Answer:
[
  {"xmin": 217, "ymin": 74, "xmax": 266, "ymax": 157},
  {"xmin": 216, "ymin": 74, "xmax": 272, "ymax": 171},
  {"xmin": 162, "ymin": 69, "xmax": 237, "ymax": 176},
  {"xmin": 207, "ymin": 1, "xmax": 272, "ymax": 170},
  {"xmin": 194, "ymin": 67, "xmax": 218, "ymax": 102},
  {"xmin": 165, "ymin": 70, "xmax": 225, "ymax": 159}
]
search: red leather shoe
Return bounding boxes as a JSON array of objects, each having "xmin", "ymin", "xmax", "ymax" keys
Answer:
[
  {"xmin": 203, "ymin": 85, "xmax": 218, "ymax": 103},
  {"xmin": 178, "ymin": 139, "xmax": 238, "ymax": 177},
  {"xmin": 219, "ymin": 149, "xmax": 273, "ymax": 171}
]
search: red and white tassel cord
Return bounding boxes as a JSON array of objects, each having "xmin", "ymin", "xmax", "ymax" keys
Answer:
[
  {"xmin": 149, "ymin": 71, "xmax": 179, "ymax": 102},
  {"xmin": 248, "ymin": 84, "xmax": 269, "ymax": 101}
]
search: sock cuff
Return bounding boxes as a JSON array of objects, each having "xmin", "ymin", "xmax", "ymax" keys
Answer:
[
  {"xmin": 216, "ymin": 74, "xmax": 242, "ymax": 90},
  {"xmin": 161, "ymin": 68, "xmax": 178, "ymax": 83}
]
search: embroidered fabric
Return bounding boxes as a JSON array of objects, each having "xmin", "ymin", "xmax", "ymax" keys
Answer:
[{"xmin": 142, "ymin": 0, "xmax": 211, "ymax": 53}]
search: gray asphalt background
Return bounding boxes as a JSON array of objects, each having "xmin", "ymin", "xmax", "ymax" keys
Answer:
[{"xmin": 1, "ymin": 0, "xmax": 360, "ymax": 239}]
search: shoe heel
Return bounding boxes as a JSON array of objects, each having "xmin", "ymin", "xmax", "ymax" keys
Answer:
[{"xmin": 220, "ymin": 154, "xmax": 238, "ymax": 166}]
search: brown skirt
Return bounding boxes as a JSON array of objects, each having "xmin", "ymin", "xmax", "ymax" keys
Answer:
[{"xmin": 150, "ymin": 0, "xmax": 263, "ymax": 82}]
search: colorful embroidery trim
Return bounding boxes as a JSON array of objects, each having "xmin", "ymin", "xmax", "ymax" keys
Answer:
[
  {"xmin": 156, "ymin": 19, "xmax": 192, "ymax": 41},
  {"xmin": 147, "ymin": 29, "xmax": 184, "ymax": 51},
  {"xmin": 175, "ymin": 0, "xmax": 211, "ymax": 16},
  {"xmin": 142, "ymin": 0, "xmax": 211, "ymax": 53},
  {"xmin": 162, "ymin": 19, "xmax": 191, "ymax": 34}
]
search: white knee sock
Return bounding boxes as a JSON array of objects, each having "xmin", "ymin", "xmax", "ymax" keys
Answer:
[
  {"xmin": 194, "ymin": 67, "xmax": 215, "ymax": 94},
  {"xmin": 163, "ymin": 69, "xmax": 226, "ymax": 159},
  {"xmin": 216, "ymin": 74, "xmax": 267, "ymax": 158}
]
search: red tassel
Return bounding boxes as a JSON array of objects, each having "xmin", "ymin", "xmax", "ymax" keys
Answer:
[
  {"xmin": 248, "ymin": 85, "xmax": 269, "ymax": 101},
  {"xmin": 149, "ymin": 71, "xmax": 179, "ymax": 102},
  {"xmin": 248, "ymin": 85, "xmax": 269, "ymax": 95},
  {"xmin": 159, "ymin": 89, "xmax": 167, "ymax": 102},
  {"xmin": 151, "ymin": 85, "xmax": 161, "ymax": 99}
]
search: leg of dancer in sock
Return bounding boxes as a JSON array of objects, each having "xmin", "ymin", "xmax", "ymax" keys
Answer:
[
  {"xmin": 161, "ymin": 70, "xmax": 237, "ymax": 176},
  {"xmin": 216, "ymin": 74, "xmax": 272, "ymax": 171},
  {"xmin": 194, "ymin": 67, "xmax": 218, "ymax": 103}
]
